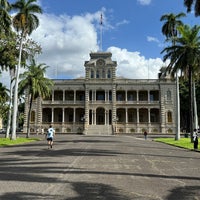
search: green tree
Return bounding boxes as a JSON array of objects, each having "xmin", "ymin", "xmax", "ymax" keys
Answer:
[
  {"xmin": 184, "ymin": 0, "xmax": 200, "ymax": 16},
  {"xmin": 160, "ymin": 12, "xmax": 185, "ymax": 140},
  {"xmin": 0, "ymin": 31, "xmax": 41, "ymax": 138},
  {"xmin": 161, "ymin": 24, "xmax": 200, "ymax": 142},
  {"xmin": 0, "ymin": 83, "xmax": 9, "ymax": 132},
  {"xmin": 0, "ymin": 0, "xmax": 12, "ymax": 34},
  {"xmin": 160, "ymin": 13, "xmax": 186, "ymax": 41},
  {"xmin": 19, "ymin": 59, "xmax": 53, "ymax": 138},
  {"xmin": 11, "ymin": 0, "xmax": 42, "ymax": 140}
]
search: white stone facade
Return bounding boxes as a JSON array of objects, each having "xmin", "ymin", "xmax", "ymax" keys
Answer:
[{"xmin": 24, "ymin": 52, "xmax": 177, "ymax": 135}]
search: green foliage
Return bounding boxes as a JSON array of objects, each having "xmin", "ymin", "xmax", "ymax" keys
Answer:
[
  {"xmin": 179, "ymin": 78, "xmax": 200, "ymax": 131},
  {"xmin": 0, "ymin": 137, "xmax": 40, "ymax": 146},
  {"xmin": 12, "ymin": 0, "xmax": 43, "ymax": 36},
  {"xmin": 184, "ymin": 0, "xmax": 200, "ymax": 17},
  {"xmin": 155, "ymin": 137, "xmax": 199, "ymax": 150},
  {"xmin": 0, "ymin": 82, "xmax": 9, "ymax": 120},
  {"xmin": 0, "ymin": 31, "xmax": 42, "ymax": 72}
]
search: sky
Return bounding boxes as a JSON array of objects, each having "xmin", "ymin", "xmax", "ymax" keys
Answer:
[{"xmin": 1, "ymin": 0, "xmax": 200, "ymax": 87}]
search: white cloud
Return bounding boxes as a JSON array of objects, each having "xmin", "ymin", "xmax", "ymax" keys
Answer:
[
  {"xmin": 137, "ymin": 0, "xmax": 152, "ymax": 6},
  {"xmin": 147, "ymin": 36, "xmax": 159, "ymax": 43},
  {"xmin": 31, "ymin": 13, "xmax": 99, "ymax": 79},
  {"xmin": 1, "ymin": 11, "xmax": 166, "ymax": 89},
  {"xmin": 116, "ymin": 19, "xmax": 129, "ymax": 27},
  {"xmin": 107, "ymin": 46, "xmax": 164, "ymax": 79}
]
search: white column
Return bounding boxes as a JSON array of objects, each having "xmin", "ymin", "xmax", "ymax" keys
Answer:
[
  {"xmin": 62, "ymin": 108, "xmax": 65, "ymax": 123},
  {"xmin": 104, "ymin": 111, "xmax": 106, "ymax": 125},
  {"xmin": 73, "ymin": 108, "xmax": 76, "ymax": 123},
  {"xmin": 94, "ymin": 111, "xmax": 96, "ymax": 125},
  {"xmin": 51, "ymin": 108, "xmax": 54, "ymax": 123},
  {"xmin": 148, "ymin": 108, "xmax": 151, "ymax": 123},
  {"xmin": 125, "ymin": 108, "xmax": 128, "ymax": 123},
  {"xmin": 137, "ymin": 108, "xmax": 139, "ymax": 123}
]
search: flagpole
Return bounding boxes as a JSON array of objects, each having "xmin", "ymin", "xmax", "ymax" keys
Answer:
[{"xmin": 100, "ymin": 13, "xmax": 103, "ymax": 51}]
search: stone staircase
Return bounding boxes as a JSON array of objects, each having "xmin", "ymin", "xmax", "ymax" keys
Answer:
[{"xmin": 86, "ymin": 125, "xmax": 113, "ymax": 135}]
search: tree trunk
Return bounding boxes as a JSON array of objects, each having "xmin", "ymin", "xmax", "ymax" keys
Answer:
[
  {"xmin": 189, "ymin": 66, "xmax": 194, "ymax": 143},
  {"xmin": 26, "ymin": 94, "xmax": 33, "ymax": 138},
  {"xmin": 193, "ymin": 81, "xmax": 199, "ymax": 130},
  {"xmin": 6, "ymin": 78, "xmax": 13, "ymax": 138},
  {"xmin": 11, "ymin": 35, "xmax": 23, "ymax": 140}
]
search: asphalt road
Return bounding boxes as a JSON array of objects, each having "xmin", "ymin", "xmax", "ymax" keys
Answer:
[{"xmin": 0, "ymin": 134, "xmax": 199, "ymax": 200}]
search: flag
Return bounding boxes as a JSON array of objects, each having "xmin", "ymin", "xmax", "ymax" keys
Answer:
[{"xmin": 100, "ymin": 13, "xmax": 103, "ymax": 25}]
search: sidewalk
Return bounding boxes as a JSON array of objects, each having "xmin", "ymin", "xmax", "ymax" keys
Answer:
[{"xmin": 0, "ymin": 134, "xmax": 199, "ymax": 200}]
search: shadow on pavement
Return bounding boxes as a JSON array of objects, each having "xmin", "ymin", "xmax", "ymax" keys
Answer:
[
  {"xmin": 166, "ymin": 185, "xmax": 200, "ymax": 200},
  {"xmin": 0, "ymin": 182, "xmax": 136, "ymax": 200}
]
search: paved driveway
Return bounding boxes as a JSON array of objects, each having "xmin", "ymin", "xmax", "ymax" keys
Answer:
[{"xmin": 0, "ymin": 135, "xmax": 199, "ymax": 200}]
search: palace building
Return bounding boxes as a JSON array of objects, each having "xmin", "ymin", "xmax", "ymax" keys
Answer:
[{"xmin": 24, "ymin": 52, "xmax": 177, "ymax": 135}]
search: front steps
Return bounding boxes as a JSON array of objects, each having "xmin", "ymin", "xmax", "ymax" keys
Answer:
[{"xmin": 86, "ymin": 125, "xmax": 113, "ymax": 135}]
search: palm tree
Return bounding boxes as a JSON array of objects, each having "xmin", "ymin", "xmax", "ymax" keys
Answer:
[
  {"xmin": 184, "ymin": 0, "xmax": 200, "ymax": 16},
  {"xmin": 11, "ymin": 0, "xmax": 42, "ymax": 140},
  {"xmin": 161, "ymin": 24, "xmax": 200, "ymax": 142},
  {"xmin": 19, "ymin": 59, "xmax": 53, "ymax": 138},
  {"xmin": 160, "ymin": 12, "xmax": 185, "ymax": 140},
  {"xmin": 0, "ymin": 0, "xmax": 12, "ymax": 34},
  {"xmin": 160, "ymin": 13, "xmax": 186, "ymax": 41}
]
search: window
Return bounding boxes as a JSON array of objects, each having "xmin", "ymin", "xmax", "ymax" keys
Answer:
[
  {"xmin": 96, "ymin": 91, "xmax": 105, "ymax": 100},
  {"xmin": 91, "ymin": 70, "xmax": 94, "ymax": 78},
  {"xmin": 30, "ymin": 111, "xmax": 35, "ymax": 122},
  {"xmin": 167, "ymin": 90, "xmax": 171, "ymax": 101},
  {"xmin": 150, "ymin": 91, "xmax": 159, "ymax": 101},
  {"xmin": 139, "ymin": 91, "xmax": 148, "ymax": 101},
  {"xmin": 102, "ymin": 69, "xmax": 105, "ymax": 78},
  {"xmin": 96, "ymin": 70, "xmax": 99, "ymax": 78},
  {"xmin": 107, "ymin": 69, "xmax": 111, "ymax": 78},
  {"xmin": 167, "ymin": 111, "xmax": 172, "ymax": 123}
]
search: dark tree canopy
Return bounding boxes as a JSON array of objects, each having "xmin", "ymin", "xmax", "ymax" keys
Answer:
[{"xmin": 184, "ymin": 0, "xmax": 200, "ymax": 16}]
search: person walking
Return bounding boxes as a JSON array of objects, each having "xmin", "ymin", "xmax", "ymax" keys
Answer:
[
  {"xmin": 46, "ymin": 125, "xmax": 55, "ymax": 149},
  {"xmin": 144, "ymin": 131, "xmax": 148, "ymax": 140},
  {"xmin": 193, "ymin": 129, "xmax": 198, "ymax": 150}
]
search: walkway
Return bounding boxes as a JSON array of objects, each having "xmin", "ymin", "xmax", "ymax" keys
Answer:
[{"xmin": 0, "ymin": 134, "xmax": 199, "ymax": 200}]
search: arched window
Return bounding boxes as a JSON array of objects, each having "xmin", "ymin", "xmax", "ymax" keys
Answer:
[
  {"xmin": 102, "ymin": 69, "xmax": 105, "ymax": 78},
  {"xmin": 167, "ymin": 111, "xmax": 172, "ymax": 123},
  {"xmin": 96, "ymin": 70, "xmax": 100, "ymax": 78},
  {"xmin": 107, "ymin": 69, "xmax": 111, "ymax": 78},
  {"xmin": 31, "ymin": 111, "xmax": 35, "ymax": 122},
  {"xmin": 91, "ymin": 70, "xmax": 94, "ymax": 78}
]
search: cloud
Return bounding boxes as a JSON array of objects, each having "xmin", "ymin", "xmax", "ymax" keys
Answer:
[
  {"xmin": 137, "ymin": 0, "xmax": 152, "ymax": 6},
  {"xmin": 116, "ymin": 19, "xmax": 129, "ymax": 27},
  {"xmin": 147, "ymin": 36, "xmax": 159, "ymax": 43},
  {"xmin": 1, "ymin": 11, "xmax": 166, "ymax": 89},
  {"xmin": 107, "ymin": 46, "xmax": 164, "ymax": 79}
]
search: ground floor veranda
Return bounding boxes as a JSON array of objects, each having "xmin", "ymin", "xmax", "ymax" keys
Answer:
[{"xmin": 28, "ymin": 106, "xmax": 174, "ymax": 135}]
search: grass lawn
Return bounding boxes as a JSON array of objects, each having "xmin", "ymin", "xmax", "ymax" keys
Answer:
[
  {"xmin": 0, "ymin": 137, "xmax": 40, "ymax": 147},
  {"xmin": 154, "ymin": 137, "xmax": 199, "ymax": 151}
]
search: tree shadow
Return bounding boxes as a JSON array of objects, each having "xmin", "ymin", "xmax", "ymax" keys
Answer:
[
  {"xmin": 166, "ymin": 185, "xmax": 200, "ymax": 200},
  {"xmin": 67, "ymin": 182, "xmax": 134, "ymax": 200},
  {"xmin": 0, "ymin": 182, "xmax": 134, "ymax": 200},
  {"xmin": 0, "ymin": 192, "xmax": 63, "ymax": 200}
]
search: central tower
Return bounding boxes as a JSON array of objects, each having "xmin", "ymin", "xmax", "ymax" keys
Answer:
[{"xmin": 84, "ymin": 52, "xmax": 117, "ymax": 134}]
